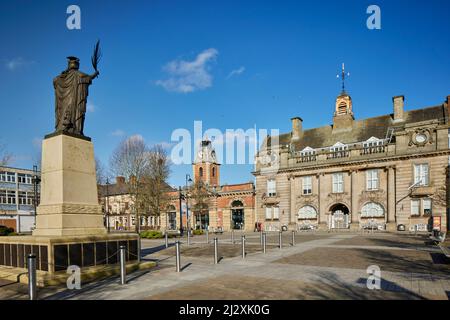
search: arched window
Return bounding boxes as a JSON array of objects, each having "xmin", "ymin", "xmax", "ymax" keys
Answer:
[
  {"xmin": 361, "ymin": 202, "xmax": 384, "ymax": 217},
  {"xmin": 212, "ymin": 167, "xmax": 215, "ymax": 177},
  {"xmin": 199, "ymin": 167, "xmax": 203, "ymax": 177},
  {"xmin": 231, "ymin": 200, "xmax": 244, "ymax": 207},
  {"xmin": 298, "ymin": 206, "xmax": 317, "ymax": 219}
]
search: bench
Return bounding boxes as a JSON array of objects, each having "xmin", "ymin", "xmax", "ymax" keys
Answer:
[
  {"xmin": 439, "ymin": 244, "xmax": 450, "ymax": 258},
  {"xmin": 429, "ymin": 230, "xmax": 446, "ymax": 244}
]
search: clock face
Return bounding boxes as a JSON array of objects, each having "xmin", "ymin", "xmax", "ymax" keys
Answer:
[{"xmin": 415, "ymin": 133, "xmax": 427, "ymax": 143}]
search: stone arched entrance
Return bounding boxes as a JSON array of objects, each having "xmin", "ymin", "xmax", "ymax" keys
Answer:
[
  {"xmin": 329, "ymin": 203, "xmax": 350, "ymax": 229},
  {"xmin": 231, "ymin": 200, "xmax": 245, "ymax": 230}
]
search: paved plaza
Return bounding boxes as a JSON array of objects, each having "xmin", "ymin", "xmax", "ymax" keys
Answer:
[{"xmin": 1, "ymin": 231, "xmax": 449, "ymax": 300}]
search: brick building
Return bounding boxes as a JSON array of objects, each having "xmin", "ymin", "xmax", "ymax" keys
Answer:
[
  {"xmin": 253, "ymin": 90, "xmax": 450, "ymax": 232},
  {"xmin": 99, "ymin": 139, "xmax": 256, "ymax": 232}
]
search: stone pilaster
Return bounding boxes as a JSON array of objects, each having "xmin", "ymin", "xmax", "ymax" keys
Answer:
[
  {"xmin": 350, "ymin": 170, "xmax": 359, "ymax": 224},
  {"xmin": 387, "ymin": 166, "xmax": 396, "ymax": 229}
]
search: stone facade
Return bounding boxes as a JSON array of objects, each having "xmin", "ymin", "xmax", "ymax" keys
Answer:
[{"xmin": 254, "ymin": 92, "xmax": 450, "ymax": 232}]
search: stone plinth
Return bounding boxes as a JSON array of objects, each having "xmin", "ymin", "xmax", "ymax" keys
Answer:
[{"xmin": 33, "ymin": 133, "xmax": 106, "ymax": 236}]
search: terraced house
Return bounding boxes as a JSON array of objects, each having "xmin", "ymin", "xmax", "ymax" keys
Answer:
[{"xmin": 254, "ymin": 90, "xmax": 450, "ymax": 232}]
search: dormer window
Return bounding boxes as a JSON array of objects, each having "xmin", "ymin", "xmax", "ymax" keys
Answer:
[
  {"xmin": 300, "ymin": 147, "xmax": 316, "ymax": 162},
  {"xmin": 328, "ymin": 142, "xmax": 348, "ymax": 159},
  {"xmin": 362, "ymin": 137, "xmax": 385, "ymax": 155}
]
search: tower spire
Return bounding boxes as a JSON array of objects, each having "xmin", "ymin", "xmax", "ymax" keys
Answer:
[{"xmin": 337, "ymin": 63, "xmax": 350, "ymax": 93}]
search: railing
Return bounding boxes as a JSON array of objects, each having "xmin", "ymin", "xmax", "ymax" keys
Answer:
[
  {"xmin": 360, "ymin": 145, "xmax": 385, "ymax": 155},
  {"xmin": 296, "ymin": 155, "xmax": 317, "ymax": 163},
  {"xmin": 326, "ymin": 150, "xmax": 349, "ymax": 159}
]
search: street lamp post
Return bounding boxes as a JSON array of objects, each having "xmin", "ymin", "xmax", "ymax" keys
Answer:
[
  {"xmin": 106, "ymin": 178, "xmax": 110, "ymax": 233},
  {"xmin": 31, "ymin": 165, "xmax": 41, "ymax": 222},
  {"xmin": 179, "ymin": 186, "xmax": 184, "ymax": 236},
  {"xmin": 185, "ymin": 174, "xmax": 192, "ymax": 236}
]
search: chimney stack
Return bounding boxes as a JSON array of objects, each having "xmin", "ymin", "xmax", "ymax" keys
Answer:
[
  {"xmin": 116, "ymin": 176, "xmax": 125, "ymax": 185},
  {"xmin": 393, "ymin": 95, "xmax": 405, "ymax": 122},
  {"xmin": 291, "ymin": 117, "xmax": 303, "ymax": 142}
]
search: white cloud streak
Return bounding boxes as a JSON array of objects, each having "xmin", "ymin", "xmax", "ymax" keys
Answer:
[
  {"xmin": 227, "ymin": 66, "xmax": 245, "ymax": 79},
  {"xmin": 156, "ymin": 48, "xmax": 218, "ymax": 93},
  {"xmin": 4, "ymin": 57, "xmax": 34, "ymax": 71}
]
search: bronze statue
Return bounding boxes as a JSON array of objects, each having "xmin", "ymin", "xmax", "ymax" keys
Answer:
[{"xmin": 53, "ymin": 41, "xmax": 101, "ymax": 136}]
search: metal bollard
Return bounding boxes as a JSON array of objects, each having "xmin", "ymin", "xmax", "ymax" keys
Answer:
[
  {"xmin": 120, "ymin": 245, "xmax": 126, "ymax": 285},
  {"xmin": 165, "ymin": 232, "xmax": 169, "ymax": 248},
  {"xmin": 214, "ymin": 237, "xmax": 219, "ymax": 264},
  {"xmin": 291, "ymin": 230, "xmax": 296, "ymax": 246},
  {"xmin": 27, "ymin": 254, "xmax": 37, "ymax": 300},
  {"xmin": 206, "ymin": 230, "xmax": 209, "ymax": 244},
  {"xmin": 279, "ymin": 231, "xmax": 282, "ymax": 249},
  {"xmin": 231, "ymin": 230, "xmax": 235, "ymax": 244},
  {"xmin": 260, "ymin": 230, "xmax": 263, "ymax": 246},
  {"xmin": 187, "ymin": 230, "xmax": 190, "ymax": 246},
  {"xmin": 262, "ymin": 232, "xmax": 267, "ymax": 254},
  {"xmin": 175, "ymin": 241, "xmax": 181, "ymax": 272},
  {"xmin": 241, "ymin": 235, "xmax": 246, "ymax": 258}
]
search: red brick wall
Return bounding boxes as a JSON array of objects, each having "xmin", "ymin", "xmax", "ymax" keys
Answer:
[{"xmin": 0, "ymin": 219, "xmax": 16, "ymax": 231}]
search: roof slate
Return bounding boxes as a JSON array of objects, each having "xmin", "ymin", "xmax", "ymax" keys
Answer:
[{"xmin": 269, "ymin": 105, "xmax": 445, "ymax": 150}]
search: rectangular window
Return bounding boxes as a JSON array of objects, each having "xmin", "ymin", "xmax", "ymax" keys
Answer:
[
  {"xmin": 423, "ymin": 199, "xmax": 432, "ymax": 215},
  {"xmin": 5, "ymin": 172, "xmax": 15, "ymax": 183},
  {"xmin": 332, "ymin": 173, "xmax": 344, "ymax": 193},
  {"xmin": 18, "ymin": 174, "xmax": 32, "ymax": 184},
  {"xmin": 366, "ymin": 169, "xmax": 379, "ymax": 190},
  {"xmin": 7, "ymin": 190, "xmax": 16, "ymax": 204},
  {"xmin": 414, "ymin": 164, "xmax": 429, "ymax": 186},
  {"xmin": 0, "ymin": 172, "xmax": 6, "ymax": 182},
  {"xmin": 18, "ymin": 191, "xmax": 27, "ymax": 205},
  {"xmin": 273, "ymin": 207, "xmax": 280, "ymax": 220},
  {"xmin": 265, "ymin": 207, "xmax": 272, "ymax": 220},
  {"xmin": 267, "ymin": 179, "xmax": 276, "ymax": 197},
  {"xmin": 0, "ymin": 190, "xmax": 6, "ymax": 204},
  {"xmin": 302, "ymin": 176, "xmax": 312, "ymax": 195},
  {"xmin": 411, "ymin": 200, "xmax": 420, "ymax": 216}
]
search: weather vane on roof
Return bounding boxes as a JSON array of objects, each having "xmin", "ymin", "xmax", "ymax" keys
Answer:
[{"xmin": 336, "ymin": 63, "xmax": 350, "ymax": 93}]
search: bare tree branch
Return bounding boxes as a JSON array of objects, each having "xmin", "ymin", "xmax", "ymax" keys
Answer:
[
  {"xmin": 109, "ymin": 135, "xmax": 149, "ymax": 233},
  {"xmin": 0, "ymin": 143, "xmax": 12, "ymax": 166},
  {"xmin": 141, "ymin": 144, "xmax": 172, "ymax": 224}
]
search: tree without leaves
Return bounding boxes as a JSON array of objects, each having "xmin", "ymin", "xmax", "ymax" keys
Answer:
[
  {"xmin": 141, "ymin": 144, "xmax": 172, "ymax": 226},
  {"xmin": 109, "ymin": 135, "xmax": 149, "ymax": 233},
  {"xmin": 95, "ymin": 157, "xmax": 107, "ymax": 185},
  {"xmin": 190, "ymin": 180, "xmax": 211, "ymax": 229},
  {"xmin": 0, "ymin": 143, "xmax": 12, "ymax": 166}
]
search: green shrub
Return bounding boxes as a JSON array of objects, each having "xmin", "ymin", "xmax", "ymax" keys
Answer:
[
  {"xmin": 193, "ymin": 229, "xmax": 204, "ymax": 235},
  {"xmin": 140, "ymin": 230, "xmax": 163, "ymax": 239},
  {"xmin": 0, "ymin": 226, "xmax": 15, "ymax": 236}
]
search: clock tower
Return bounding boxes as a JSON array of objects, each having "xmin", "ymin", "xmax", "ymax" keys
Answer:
[{"xmin": 193, "ymin": 138, "xmax": 220, "ymax": 186}]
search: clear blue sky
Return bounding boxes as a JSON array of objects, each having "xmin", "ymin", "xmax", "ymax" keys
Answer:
[{"xmin": 1, "ymin": 0, "xmax": 449, "ymax": 187}]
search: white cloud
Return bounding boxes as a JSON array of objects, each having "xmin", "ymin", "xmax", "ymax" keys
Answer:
[
  {"xmin": 4, "ymin": 57, "xmax": 34, "ymax": 71},
  {"xmin": 155, "ymin": 48, "xmax": 218, "ymax": 93},
  {"xmin": 111, "ymin": 129, "xmax": 125, "ymax": 137},
  {"xmin": 87, "ymin": 102, "xmax": 96, "ymax": 113},
  {"xmin": 227, "ymin": 66, "xmax": 245, "ymax": 79}
]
